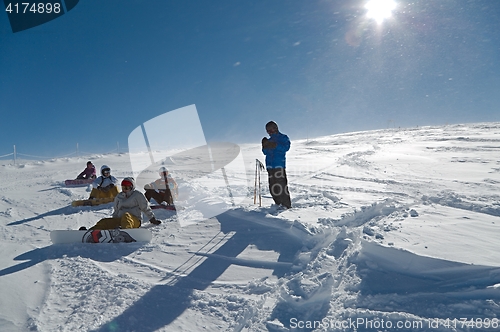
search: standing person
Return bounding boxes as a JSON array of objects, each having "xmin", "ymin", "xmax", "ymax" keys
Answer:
[
  {"xmin": 262, "ymin": 121, "xmax": 292, "ymax": 209},
  {"xmin": 144, "ymin": 166, "xmax": 178, "ymax": 205},
  {"xmin": 89, "ymin": 165, "xmax": 119, "ymax": 199},
  {"xmin": 76, "ymin": 161, "xmax": 97, "ymax": 179},
  {"xmin": 81, "ymin": 177, "xmax": 160, "ymax": 230}
]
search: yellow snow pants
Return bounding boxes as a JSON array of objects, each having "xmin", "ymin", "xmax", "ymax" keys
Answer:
[
  {"xmin": 89, "ymin": 186, "xmax": 119, "ymax": 200},
  {"xmin": 90, "ymin": 212, "xmax": 141, "ymax": 230}
]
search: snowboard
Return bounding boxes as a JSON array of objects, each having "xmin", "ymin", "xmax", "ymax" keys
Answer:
[
  {"xmin": 72, "ymin": 197, "xmax": 115, "ymax": 207},
  {"xmin": 65, "ymin": 179, "xmax": 94, "ymax": 187},
  {"xmin": 151, "ymin": 204, "xmax": 177, "ymax": 211},
  {"xmin": 50, "ymin": 228, "xmax": 152, "ymax": 244}
]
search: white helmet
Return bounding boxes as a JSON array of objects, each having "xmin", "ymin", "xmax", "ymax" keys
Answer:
[{"xmin": 101, "ymin": 165, "xmax": 111, "ymax": 176}]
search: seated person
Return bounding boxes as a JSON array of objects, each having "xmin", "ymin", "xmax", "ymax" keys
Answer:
[
  {"xmin": 82, "ymin": 177, "xmax": 160, "ymax": 230},
  {"xmin": 89, "ymin": 165, "xmax": 119, "ymax": 199},
  {"xmin": 76, "ymin": 161, "xmax": 97, "ymax": 179},
  {"xmin": 144, "ymin": 166, "xmax": 178, "ymax": 205}
]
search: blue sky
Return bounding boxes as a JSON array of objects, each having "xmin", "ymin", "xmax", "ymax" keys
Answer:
[{"xmin": 1, "ymin": 0, "xmax": 499, "ymax": 158}]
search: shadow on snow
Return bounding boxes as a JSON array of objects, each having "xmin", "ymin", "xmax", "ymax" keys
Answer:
[
  {"xmin": 0, "ymin": 243, "xmax": 143, "ymax": 277},
  {"xmin": 7, "ymin": 204, "xmax": 113, "ymax": 226},
  {"xmin": 93, "ymin": 208, "xmax": 307, "ymax": 332}
]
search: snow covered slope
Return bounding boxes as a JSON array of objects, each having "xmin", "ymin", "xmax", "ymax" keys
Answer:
[{"xmin": 1, "ymin": 122, "xmax": 500, "ymax": 331}]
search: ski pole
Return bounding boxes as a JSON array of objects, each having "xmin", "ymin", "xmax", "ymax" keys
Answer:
[
  {"xmin": 254, "ymin": 159, "xmax": 258, "ymax": 204},
  {"xmin": 255, "ymin": 159, "xmax": 264, "ymax": 206},
  {"xmin": 258, "ymin": 160, "xmax": 262, "ymax": 206}
]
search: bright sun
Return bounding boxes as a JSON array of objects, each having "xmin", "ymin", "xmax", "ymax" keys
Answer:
[{"xmin": 365, "ymin": 0, "xmax": 397, "ymax": 24}]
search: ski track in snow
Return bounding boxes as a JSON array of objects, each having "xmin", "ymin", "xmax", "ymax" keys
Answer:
[{"xmin": 1, "ymin": 123, "xmax": 500, "ymax": 331}]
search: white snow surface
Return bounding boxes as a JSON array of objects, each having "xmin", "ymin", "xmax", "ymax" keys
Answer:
[{"xmin": 1, "ymin": 123, "xmax": 500, "ymax": 332}]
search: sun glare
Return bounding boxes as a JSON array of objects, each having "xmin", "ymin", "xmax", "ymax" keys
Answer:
[{"xmin": 365, "ymin": 0, "xmax": 397, "ymax": 25}]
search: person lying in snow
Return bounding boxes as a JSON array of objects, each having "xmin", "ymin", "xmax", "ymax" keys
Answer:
[{"xmin": 76, "ymin": 161, "xmax": 96, "ymax": 179}]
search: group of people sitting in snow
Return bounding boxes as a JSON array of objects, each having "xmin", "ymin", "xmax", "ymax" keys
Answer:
[
  {"xmin": 75, "ymin": 162, "xmax": 178, "ymax": 230},
  {"xmin": 75, "ymin": 120, "xmax": 292, "ymax": 232}
]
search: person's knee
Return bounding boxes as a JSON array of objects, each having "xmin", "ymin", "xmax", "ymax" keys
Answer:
[{"xmin": 121, "ymin": 213, "xmax": 140, "ymax": 228}]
